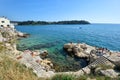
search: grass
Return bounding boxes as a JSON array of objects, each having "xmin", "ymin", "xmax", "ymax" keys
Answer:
[
  {"xmin": 96, "ymin": 64, "xmax": 114, "ymax": 70},
  {"xmin": 76, "ymin": 75, "xmax": 112, "ymax": 80},
  {"xmin": 51, "ymin": 74, "xmax": 120, "ymax": 80},
  {"xmin": 51, "ymin": 74, "xmax": 76, "ymax": 80},
  {"xmin": 0, "ymin": 42, "xmax": 6, "ymax": 52},
  {"xmin": 0, "ymin": 53, "xmax": 47, "ymax": 80}
]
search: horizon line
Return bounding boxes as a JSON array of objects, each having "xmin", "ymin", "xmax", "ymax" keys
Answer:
[{"xmin": 12, "ymin": 20, "xmax": 120, "ymax": 24}]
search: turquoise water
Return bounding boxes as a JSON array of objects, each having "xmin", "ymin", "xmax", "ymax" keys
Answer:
[{"xmin": 16, "ymin": 24, "xmax": 120, "ymax": 71}]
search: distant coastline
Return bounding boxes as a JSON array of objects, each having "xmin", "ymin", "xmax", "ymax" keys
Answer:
[{"xmin": 12, "ymin": 20, "xmax": 90, "ymax": 25}]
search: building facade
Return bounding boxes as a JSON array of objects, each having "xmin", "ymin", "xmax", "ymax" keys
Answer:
[{"xmin": 0, "ymin": 17, "xmax": 14, "ymax": 29}]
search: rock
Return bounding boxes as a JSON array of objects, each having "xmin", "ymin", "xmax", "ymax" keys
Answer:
[
  {"xmin": 73, "ymin": 47, "xmax": 79, "ymax": 53},
  {"xmin": 18, "ymin": 50, "xmax": 55, "ymax": 78},
  {"xmin": 4, "ymin": 43, "xmax": 13, "ymax": 50},
  {"xmin": 0, "ymin": 33, "xmax": 3, "ymax": 42},
  {"xmin": 75, "ymin": 70, "xmax": 84, "ymax": 76},
  {"xmin": 108, "ymin": 56, "xmax": 120, "ymax": 67},
  {"xmin": 63, "ymin": 43, "xmax": 74, "ymax": 49},
  {"xmin": 0, "ymin": 18, "xmax": 55, "ymax": 78},
  {"xmin": 32, "ymin": 50, "xmax": 40, "ymax": 56},
  {"xmin": 40, "ymin": 50, "xmax": 48, "ymax": 59},
  {"xmin": 39, "ymin": 59, "xmax": 53, "ymax": 70},
  {"xmin": 45, "ymin": 71, "xmax": 55, "ymax": 77},
  {"xmin": 90, "ymin": 50, "xmax": 97, "ymax": 55},
  {"xmin": 67, "ymin": 48, "xmax": 72, "ymax": 52},
  {"xmin": 80, "ymin": 44, "xmax": 87, "ymax": 50},
  {"xmin": 100, "ymin": 69, "xmax": 120, "ymax": 78},
  {"xmin": 64, "ymin": 43, "xmax": 90, "ymax": 58},
  {"xmin": 82, "ymin": 67, "xmax": 91, "ymax": 74},
  {"xmin": 75, "ymin": 52, "xmax": 88, "ymax": 58},
  {"xmin": 95, "ymin": 67, "xmax": 102, "ymax": 73},
  {"xmin": 17, "ymin": 31, "xmax": 30, "ymax": 38}
]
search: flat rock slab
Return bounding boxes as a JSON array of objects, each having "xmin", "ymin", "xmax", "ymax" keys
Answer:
[{"xmin": 18, "ymin": 51, "xmax": 55, "ymax": 78}]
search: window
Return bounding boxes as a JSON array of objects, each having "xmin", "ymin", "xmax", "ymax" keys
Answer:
[
  {"xmin": 0, "ymin": 25, "xmax": 3, "ymax": 27},
  {"xmin": 1, "ymin": 21, "xmax": 5, "ymax": 23},
  {"xmin": 7, "ymin": 25, "xmax": 10, "ymax": 27}
]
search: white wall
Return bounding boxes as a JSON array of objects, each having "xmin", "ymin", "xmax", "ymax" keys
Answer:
[{"xmin": 0, "ymin": 17, "xmax": 14, "ymax": 28}]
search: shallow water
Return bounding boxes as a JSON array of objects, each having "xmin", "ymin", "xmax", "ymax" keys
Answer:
[{"xmin": 16, "ymin": 24, "xmax": 120, "ymax": 71}]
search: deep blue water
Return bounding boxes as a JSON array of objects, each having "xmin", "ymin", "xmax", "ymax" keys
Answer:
[{"xmin": 16, "ymin": 24, "xmax": 120, "ymax": 71}]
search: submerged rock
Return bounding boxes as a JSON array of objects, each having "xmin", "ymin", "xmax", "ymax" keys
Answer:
[
  {"xmin": 26, "ymin": 43, "xmax": 56, "ymax": 50},
  {"xmin": 16, "ymin": 31, "xmax": 30, "ymax": 38}
]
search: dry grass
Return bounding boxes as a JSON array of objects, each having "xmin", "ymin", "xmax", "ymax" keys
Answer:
[{"xmin": 0, "ymin": 53, "xmax": 46, "ymax": 80}]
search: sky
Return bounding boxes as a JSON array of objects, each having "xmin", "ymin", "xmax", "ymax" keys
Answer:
[{"xmin": 0, "ymin": 0, "xmax": 120, "ymax": 23}]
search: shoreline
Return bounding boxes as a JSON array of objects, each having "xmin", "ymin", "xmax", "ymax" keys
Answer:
[{"xmin": 1, "ymin": 17, "xmax": 120, "ymax": 79}]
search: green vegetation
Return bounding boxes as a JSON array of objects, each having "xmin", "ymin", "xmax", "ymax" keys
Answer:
[
  {"xmin": 51, "ymin": 74, "xmax": 120, "ymax": 80},
  {"xmin": 51, "ymin": 74, "xmax": 76, "ymax": 80},
  {"xmin": 96, "ymin": 64, "xmax": 114, "ymax": 70},
  {"xmin": 17, "ymin": 20, "xmax": 90, "ymax": 25}
]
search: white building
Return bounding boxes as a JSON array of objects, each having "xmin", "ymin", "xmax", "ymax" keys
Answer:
[{"xmin": 0, "ymin": 17, "xmax": 14, "ymax": 29}]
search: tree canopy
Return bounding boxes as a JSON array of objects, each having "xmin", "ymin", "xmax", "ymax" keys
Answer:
[{"xmin": 17, "ymin": 20, "xmax": 90, "ymax": 25}]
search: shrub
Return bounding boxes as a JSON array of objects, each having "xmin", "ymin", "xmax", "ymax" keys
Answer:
[{"xmin": 51, "ymin": 74, "xmax": 76, "ymax": 80}]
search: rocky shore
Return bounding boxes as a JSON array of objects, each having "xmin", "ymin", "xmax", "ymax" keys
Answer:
[
  {"xmin": 0, "ymin": 17, "xmax": 55, "ymax": 78},
  {"xmin": 63, "ymin": 42, "xmax": 120, "ymax": 78},
  {"xmin": 1, "ymin": 17, "xmax": 120, "ymax": 79},
  {"xmin": 16, "ymin": 50, "xmax": 55, "ymax": 78}
]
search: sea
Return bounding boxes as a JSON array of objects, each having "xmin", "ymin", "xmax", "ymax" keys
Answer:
[{"xmin": 15, "ymin": 24, "xmax": 120, "ymax": 71}]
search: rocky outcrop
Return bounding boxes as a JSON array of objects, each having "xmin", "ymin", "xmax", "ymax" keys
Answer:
[
  {"xmin": 106, "ymin": 53, "xmax": 120, "ymax": 67},
  {"xmin": 0, "ymin": 27, "xmax": 17, "ymax": 52},
  {"xmin": 63, "ymin": 43, "xmax": 96, "ymax": 58},
  {"xmin": 16, "ymin": 31, "xmax": 30, "ymax": 38},
  {"xmin": 16, "ymin": 50, "xmax": 55, "ymax": 78},
  {"xmin": 1, "ymin": 18, "xmax": 120, "ymax": 79},
  {"xmin": 0, "ymin": 18, "xmax": 55, "ymax": 78},
  {"xmin": 63, "ymin": 42, "xmax": 116, "ymax": 62},
  {"xmin": 39, "ymin": 50, "xmax": 48, "ymax": 59},
  {"xmin": 100, "ymin": 69, "xmax": 119, "ymax": 78},
  {"xmin": 63, "ymin": 42, "xmax": 120, "ymax": 77}
]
